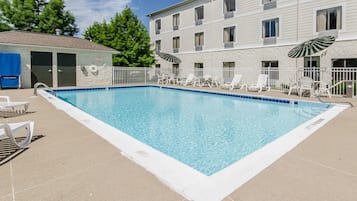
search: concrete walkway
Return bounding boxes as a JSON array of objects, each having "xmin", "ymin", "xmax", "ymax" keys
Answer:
[{"xmin": 0, "ymin": 88, "xmax": 356, "ymax": 201}]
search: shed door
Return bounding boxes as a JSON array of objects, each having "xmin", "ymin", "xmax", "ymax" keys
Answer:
[
  {"xmin": 57, "ymin": 53, "xmax": 76, "ymax": 87},
  {"xmin": 31, "ymin": 51, "xmax": 53, "ymax": 87}
]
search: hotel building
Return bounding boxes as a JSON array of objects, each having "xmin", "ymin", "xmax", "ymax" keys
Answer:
[{"xmin": 148, "ymin": 0, "xmax": 357, "ymax": 87}]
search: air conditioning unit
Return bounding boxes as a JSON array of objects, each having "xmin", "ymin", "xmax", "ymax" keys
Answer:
[
  {"xmin": 263, "ymin": 1, "xmax": 277, "ymax": 10},
  {"xmin": 263, "ymin": 37, "xmax": 277, "ymax": 45},
  {"xmin": 224, "ymin": 11, "xmax": 234, "ymax": 19},
  {"xmin": 195, "ymin": 46, "xmax": 203, "ymax": 51},
  {"xmin": 224, "ymin": 42, "xmax": 234, "ymax": 48},
  {"xmin": 195, "ymin": 19, "xmax": 203, "ymax": 25}
]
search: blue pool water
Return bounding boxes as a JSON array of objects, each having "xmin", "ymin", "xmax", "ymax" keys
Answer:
[{"xmin": 55, "ymin": 86, "xmax": 331, "ymax": 175}]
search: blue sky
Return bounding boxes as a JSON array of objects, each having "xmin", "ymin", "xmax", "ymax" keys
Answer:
[{"xmin": 64, "ymin": 0, "xmax": 182, "ymax": 36}]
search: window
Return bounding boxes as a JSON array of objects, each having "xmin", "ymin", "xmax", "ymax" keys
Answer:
[
  {"xmin": 223, "ymin": 62, "xmax": 235, "ymax": 82},
  {"xmin": 155, "ymin": 40, "xmax": 161, "ymax": 52},
  {"xmin": 195, "ymin": 32, "xmax": 204, "ymax": 51},
  {"xmin": 304, "ymin": 56, "xmax": 320, "ymax": 81},
  {"xmin": 194, "ymin": 63, "xmax": 204, "ymax": 77},
  {"xmin": 333, "ymin": 58, "xmax": 357, "ymax": 68},
  {"xmin": 155, "ymin": 19, "xmax": 161, "ymax": 34},
  {"xmin": 173, "ymin": 13, "xmax": 180, "ymax": 30},
  {"xmin": 172, "ymin": 36, "xmax": 180, "ymax": 53},
  {"xmin": 261, "ymin": 61, "xmax": 279, "ymax": 86},
  {"xmin": 172, "ymin": 64, "xmax": 180, "ymax": 76},
  {"xmin": 224, "ymin": 0, "xmax": 235, "ymax": 18},
  {"xmin": 316, "ymin": 6, "xmax": 342, "ymax": 32},
  {"xmin": 262, "ymin": 18, "xmax": 279, "ymax": 38},
  {"xmin": 332, "ymin": 58, "xmax": 357, "ymax": 81},
  {"xmin": 195, "ymin": 6, "xmax": 204, "ymax": 25},
  {"xmin": 223, "ymin": 26, "xmax": 235, "ymax": 48},
  {"xmin": 155, "ymin": 64, "xmax": 161, "ymax": 75}
]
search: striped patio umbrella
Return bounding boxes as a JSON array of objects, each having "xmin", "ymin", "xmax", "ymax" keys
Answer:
[
  {"xmin": 288, "ymin": 36, "xmax": 335, "ymax": 58},
  {"xmin": 156, "ymin": 51, "xmax": 181, "ymax": 63}
]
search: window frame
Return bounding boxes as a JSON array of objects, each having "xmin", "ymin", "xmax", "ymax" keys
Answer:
[
  {"xmin": 223, "ymin": 26, "xmax": 236, "ymax": 43},
  {"xmin": 195, "ymin": 5, "xmax": 204, "ymax": 25},
  {"xmin": 172, "ymin": 13, "xmax": 180, "ymax": 30},
  {"xmin": 172, "ymin": 36, "xmax": 180, "ymax": 51},
  {"xmin": 262, "ymin": 18, "xmax": 279, "ymax": 39},
  {"xmin": 223, "ymin": 62, "xmax": 235, "ymax": 82},
  {"xmin": 223, "ymin": 0, "xmax": 236, "ymax": 13},
  {"xmin": 155, "ymin": 19, "xmax": 161, "ymax": 34},
  {"xmin": 316, "ymin": 6, "xmax": 342, "ymax": 33},
  {"xmin": 194, "ymin": 63, "xmax": 204, "ymax": 77},
  {"xmin": 195, "ymin": 32, "xmax": 204, "ymax": 47},
  {"xmin": 155, "ymin": 40, "xmax": 161, "ymax": 52}
]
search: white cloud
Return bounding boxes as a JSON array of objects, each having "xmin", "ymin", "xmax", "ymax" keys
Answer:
[{"xmin": 64, "ymin": 0, "xmax": 132, "ymax": 36}]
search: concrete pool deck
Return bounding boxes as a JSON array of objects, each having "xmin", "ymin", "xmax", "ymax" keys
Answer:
[{"xmin": 1, "ymin": 87, "xmax": 357, "ymax": 201}]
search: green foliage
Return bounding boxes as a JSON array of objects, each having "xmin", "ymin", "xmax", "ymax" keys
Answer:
[
  {"xmin": 0, "ymin": 0, "xmax": 78, "ymax": 35},
  {"xmin": 84, "ymin": 7, "xmax": 155, "ymax": 67}
]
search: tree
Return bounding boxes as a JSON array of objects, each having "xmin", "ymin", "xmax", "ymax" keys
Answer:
[
  {"xmin": 84, "ymin": 7, "xmax": 155, "ymax": 67},
  {"xmin": 38, "ymin": 0, "xmax": 78, "ymax": 35},
  {"xmin": 0, "ymin": 0, "xmax": 78, "ymax": 35},
  {"xmin": 0, "ymin": 0, "xmax": 37, "ymax": 31},
  {"xmin": 0, "ymin": 10, "xmax": 12, "ymax": 31}
]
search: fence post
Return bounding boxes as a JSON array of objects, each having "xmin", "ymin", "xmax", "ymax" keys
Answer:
[{"xmin": 144, "ymin": 67, "xmax": 147, "ymax": 85}]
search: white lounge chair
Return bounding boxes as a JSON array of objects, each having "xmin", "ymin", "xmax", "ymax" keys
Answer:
[
  {"xmin": 211, "ymin": 76, "xmax": 221, "ymax": 88},
  {"xmin": 200, "ymin": 75, "xmax": 212, "ymax": 87},
  {"xmin": 0, "ymin": 121, "xmax": 34, "ymax": 148},
  {"xmin": 245, "ymin": 74, "xmax": 270, "ymax": 92},
  {"xmin": 221, "ymin": 74, "xmax": 242, "ymax": 90},
  {"xmin": 0, "ymin": 96, "xmax": 30, "ymax": 117},
  {"xmin": 179, "ymin": 73, "xmax": 195, "ymax": 86}
]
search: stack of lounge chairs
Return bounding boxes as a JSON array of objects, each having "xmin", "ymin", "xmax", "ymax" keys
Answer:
[{"xmin": 0, "ymin": 96, "xmax": 34, "ymax": 149}]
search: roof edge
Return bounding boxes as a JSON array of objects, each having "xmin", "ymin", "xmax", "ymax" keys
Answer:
[
  {"xmin": 0, "ymin": 42, "xmax": 118, "ymax": 54},
  {"xmin": 147, "ymin": 0, "xmax": 195, "ymax": 17}
]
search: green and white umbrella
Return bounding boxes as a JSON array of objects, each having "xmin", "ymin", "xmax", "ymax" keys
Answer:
[
  {"xmin": 156, "ymin": 52, "xmax": 181, "ymax": 63},
  {"xmin": 288, "ymin": 36, "xmax": 335, "ymax": 58}
]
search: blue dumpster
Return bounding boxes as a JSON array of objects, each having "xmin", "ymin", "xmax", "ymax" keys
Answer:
[{"xmin": 0, "ymin": 53, "xmax": 21, "ymax": 89}]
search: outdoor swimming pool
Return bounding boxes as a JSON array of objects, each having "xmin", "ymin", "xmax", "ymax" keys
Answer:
[
  {"xmin": 44, "ymin": 86, "xmax": 346, "ymax": 201},
  {"xmin": 56, "ymin": 86, "xmax": 329, "ymax": 175}
]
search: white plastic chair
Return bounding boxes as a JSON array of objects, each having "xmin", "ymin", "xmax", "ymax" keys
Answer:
[
  {"xmin": 0, "ymin": 96, "xmax": 30, "ymax": 117},
  {"xmin": 200, "ymin": 75, "xmax": 212, "ymax": 87},
  {"xmin": 221, "ymin": 74, "xmax": 242, "ymax": 90},
  {"xmin": 211, "ymin": 76, "xmax": 221, "ymax": 88},
  {"xmin": 299, "ymin": 77, "xmax": 314, "ymax": 97},
  {"xmin": 0, "ymin": 121, "xmax": 34, "ymax": 149},
  {"xmin": 288, "ymin": 77, "xmax": 300, "ymax": 96},
  {"xmin": 157, "ymin": 73, "xmax": 168, "ymax": 84},
  {"xmin": 317, "ymin": 81, "xmax": 332, "ymax": 98}
]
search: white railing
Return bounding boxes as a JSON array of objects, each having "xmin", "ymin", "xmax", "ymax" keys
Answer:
[{"xmin": 111, "ymin": 66, "xmax": 357, "ymax": 98}]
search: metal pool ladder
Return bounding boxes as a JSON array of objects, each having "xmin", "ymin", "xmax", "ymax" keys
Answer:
[{"xmin": 33, "ymin": 82, "xmax": 56, "ymax": 96}]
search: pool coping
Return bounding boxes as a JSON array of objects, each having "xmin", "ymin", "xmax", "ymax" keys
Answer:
[{"xmin": 39, "ymin": 86, "xmax": 349, "ymax": 201}]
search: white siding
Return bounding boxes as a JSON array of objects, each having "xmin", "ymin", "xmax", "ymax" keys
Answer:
[{"xmin": 149, "ymin": 0, "xmax": 357, "ymax": 75}]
